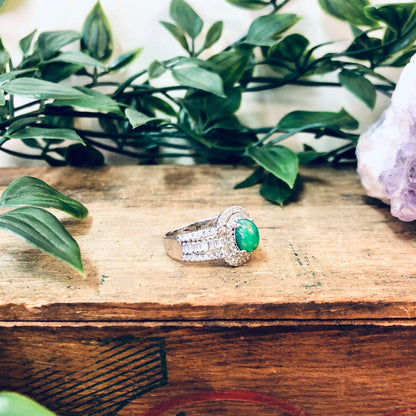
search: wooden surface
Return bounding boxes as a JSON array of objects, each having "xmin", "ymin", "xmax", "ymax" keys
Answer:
[{"xmin": 0, "ymin": 164, "xmax": 416, "ymax": 322}]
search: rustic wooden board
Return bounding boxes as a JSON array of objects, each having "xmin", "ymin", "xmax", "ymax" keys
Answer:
[
  {"xmin": 0, "ymin": 165, "xmax": 416, "ymax": 321},
  {"xmin": 2, "ymin": 324, "xmax": 416, "ymax": 416}
]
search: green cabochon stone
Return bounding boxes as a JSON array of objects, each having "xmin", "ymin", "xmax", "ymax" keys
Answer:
[{"xmin": 235, "ymin": 219, "xmax": 259, "ymax": 252}]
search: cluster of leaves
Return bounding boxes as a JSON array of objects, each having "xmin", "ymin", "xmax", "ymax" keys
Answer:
[{"xmin": 0, "ymin": 0, "xmax": 415, "ymax": 205}]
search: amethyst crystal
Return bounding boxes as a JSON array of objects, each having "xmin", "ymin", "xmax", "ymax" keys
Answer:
[{"xmin": 356, "ymin": 54, "xmax": 416, "ymax": 221}]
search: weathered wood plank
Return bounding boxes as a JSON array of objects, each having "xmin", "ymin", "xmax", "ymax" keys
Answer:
[{"xmin": 0, "ymin": 165, "xmax": 415, "ymax": 321}]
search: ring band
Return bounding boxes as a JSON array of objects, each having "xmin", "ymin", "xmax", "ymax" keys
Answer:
[{"xmin": 164, "ymin": 206, "xmax": 259, "ymax": 266}]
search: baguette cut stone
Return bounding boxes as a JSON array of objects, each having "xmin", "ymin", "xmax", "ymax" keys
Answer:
[{"xmin": 235, "ymin": 219, "xmax": 259, "ymax": 252}]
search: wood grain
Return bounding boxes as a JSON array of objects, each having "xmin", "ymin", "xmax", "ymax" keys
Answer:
[{"xmin": 0, "ymin": 165, "xmax": 415, "ymax": 321}]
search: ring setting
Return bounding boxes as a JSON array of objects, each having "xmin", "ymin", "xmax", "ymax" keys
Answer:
[{"xmin": 164, "ymin": 206, "xmax": 259, "ymax": 266}]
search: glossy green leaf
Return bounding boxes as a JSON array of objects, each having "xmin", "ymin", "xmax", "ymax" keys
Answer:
[
  {"xmin": 6, "ymin": 126, "xmax": 85, "ymax": 146},
  {"xmin": 202, "ymin": 21, "xmax": 223, "ymax": 50},
  {"xmin": 148, "ymin": 60, "xmax": 167, "ymax": 79},
  {"xmin": 205, "ymin": 86, "xmax": 242, "ymax": 123},
  {"xmin": 19, "ymin": 29, "xmax": 37, "ymax": 57},
  {"xmin": 160, "ymin": 21, "xmax": 189, "ymax": 52},
  {"xmin": 125, "ymin": 107, "xmax": 164, "ymax": 128},
  {"xmin": 318, "ymin": 0, "xmax": 375, "ymax": 26},
  {"xmin": 170, "ymin": 0, "xmax": 203, "ymax": 39},
  {"xmin": 171, "ymin": 66, "xmax": 226, "ymax": 97},
  {"xmin": 108, "ymin": 48, "xmax": 142, "ymax": 72},
  {"xmin": 0, "ymin": 69, "xmax": 36, "ymax": 85},
  {"xmin": 81, "ymin": 1, "xmax": 113, "ymax": 61},
  {"xmin": 37, "ymin": 30, "xmax": 81, "ymax": 60},
  {"xmin": 225, "ymin": 0, "xmax": 269, "ymax": 10},
  {"xmin": 278, "ymin": 108, "xmax": 359, "ymax": 131},
  {"xmin": 245, "ymin": 14, "xmax": 300, "ymax": 46},
  {"xmin": 0, "ymin": 392, "xmax": 57, "ymax": 416},
  {"xmin": 0, "ymin": 207, "xmax": 84, "ymax": 276},
  {"xmin": 338, "ymin": 69, "xmax": 376, "ymax": 109},
  {"xmin": 246, "ymin": 144, "xmax": 298, "ymax": 188},
  {"xmin": 1, "ymin": 78, "xmax": 88, "ymax": 100},
  {"xmin": 0, "ymin": 176, "xmax": 89, "ymax": 219},
  {"xmin": 234, "ymin": 166, "xmax": 264, "ymax": 189},
  {"xmin": 45, "ymin": 51, "xmax": 106, "ymax": 69},
  {"xmin": 260, "ymin": 173, "xmax": 298, "ymax": 205}
]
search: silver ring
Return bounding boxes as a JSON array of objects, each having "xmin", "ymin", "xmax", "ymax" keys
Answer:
[{"xmin": 164, "ymin": 206, "xmax": 259, "ymax": 266}]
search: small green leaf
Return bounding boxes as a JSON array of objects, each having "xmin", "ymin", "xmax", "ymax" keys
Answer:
[
  {"xmin": 171, "ymin": 66, "xmax": 226, "ymax": 97},
  {"xmin": 278, "ymin": 108, "xmax": 359, "ymax": 131},
  {"xmin": 108, "ymin": 48, "xmax": 142, "ymax": 72},
  {"xmin": 125, "ymin": 107, "xmax": 164, "ymax": 128},
  {"xmin": 202, "ymin": 21, "xmax": 223, "ymax": 50},
  {"xmin": 148, "ymin": 60, "xmax": 167, "ymax": 79},
  {"xmin": 45, "ymin": 51, "xmax": 106, "ymax": 69},
  {"xmin": 160, "ymin": 21, "xmax": 189, "ymax": 52},
  {"xmin": 6, "ymin": 126, "xmax": 85, "ymax": 145},
  {"xmin": 234, "ymin": 166, "xmax": 264, "ymax": 189},
  {"xmin": 37, "ymin": 30, "xmax": 81, "ymax": 60},
  {"xmin": 260, "ymin": 173, "xmax": 300, "ymax": 205},
  {"xmin": 338, "ymin": 69, "xmax": 376, "ymax": 109},
  {"xmin": 246, "ymin": 144, "xmax": 299, "ymax": 189},
  {"xmin": 170, "ymin": 0, "xmax": 203, "ymax": 39},
  {"xmin": 1, "ymin": 78, "xmax": 88, "ymax": 100},
  {"xmin": 225, "ymin": 0, "xmax": 269, "ymax": 10},
  {"xmin": 0, "ymin": 392, "xmax": 57, "ymax": 416},
  {"xmin": 318, "ymin": 0, "xmax": 375, "ymax": 26},
  {"xmin": 245, "ymin": 14, "xmax": 300, "ymax": 46},
  {"xmin": 81, "ymin": 1, "xmax": 113, "ymax": 61},
  {"xmin": 19, "ymin": 29, "xmax": 37, "ymax": 57},
  {"xmin": 0, "ymin": 207, "xmax": 85, "ymax": 276},
  {"xmin": 0, "ymin": 176, "xmax": 89, "ymax": 219}
]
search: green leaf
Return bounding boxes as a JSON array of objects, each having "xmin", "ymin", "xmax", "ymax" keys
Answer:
[
  {"xmin": 0, "ymin": 176, "xmax": 89, "ymax": 219},
  {"xmin": 66, "ymin": 143, "xmax": 105, "ymax": 168},
  {"xmin": 205, "ymin": 86, "xmax": 242, "ymax": 123},
  {"xmin": 202, "ymin": 21, "xmax": 223, "ymax": 50},
  {"xmin": 81, "ymin": 1, "xmax": 113, "ymax": 61},
  {"xmin": 171, "ymin": 66, "xmax": 226, "ymax": 97},
  {"xmin": 245, "ymin": 14, "xmax": 300, "ymax": 46},
  {"xmin": 0, "ymin": 207, "xmax": 84, "ymax": 276},
  {"xmin": 37, "ymin": 30, "xmax": 81, "ymax": 60},
  {"xmin": 234, "ymin": 166, "xmax": 264, "ymax": 189},
  {"xmin": 318, "ymin": 0, "xmax": 375, "ymax": 27},
  {"xmin": 45, "ymin": 51, "xmax": 106, "ymax": 69},
  {"xmin": 125, "ymin": 107, "xmax": 165, "ymax": 128},
  {"xmin": 19, "ymin": 29, "xmax": 37, "ymax": 57},
  {"xmin": 260, "ymin": 173, "xmax": 300, "ymax": 205},
  {"xmin": 0, "ymin": 69, "xmax": 36, "ymax": 85},
  {"xmin": 338, "ymin": 69, "xmax": 376, "ymax": 109},
  {"xmin": 6, "ymin": 126, "xmax": 85, "ymax": 145},
  {"xmin": 108, "ymin": 48, "xmax": 142, "ymax": 72},
  {"xmin": 1, "ymin": 78, "xmax": 88, "ymax": 100},
  {"xmin": 148, "ymin": 60, "xmax": 167, "ymax": 79},
  {"xmin": 246, "ymin": 144, "xmax": 299, "ymax": 188},
  {"xmin": 278, "ymin": 108, "xmax": 359, "ymax": 131},
  {"xmin": 160, "ymin": 21, "xmax": 189, "ymax": 52},
  {"xmin": 52, "ymin": 86, "xmax": 121, "ymax": 114},
  {"xmin": 170, "ymin": 0, "xmax": 203, "ymax": 39},
  {"xmin": 297, "ymin": 144, "xmax": 325, "ymax": 164},
  {"xmin": 0, "ymin": 392, "xmax": 57, "ymax": 416},
  {"xmin": 225, "ymin": 0, "xmax": 269, "ymax": 10}
]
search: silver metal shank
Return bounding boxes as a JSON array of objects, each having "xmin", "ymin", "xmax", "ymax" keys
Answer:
[{"xmin": 164, "ymin": 206, "xmax": 252, "ymax": 266}]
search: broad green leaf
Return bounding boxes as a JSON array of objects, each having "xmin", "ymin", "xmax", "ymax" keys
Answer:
[
  {"xmin": 205, "ymin": 86, "xmax": 242, "ymax": 123},
  {"xmin": 170, "ymin": 0, "xmax": 203, "ymax": 39},
  {"xmin": 45, "ymin": 51, "xmax": 106, "ymax": 69},
  {"xmin": 41, "ymin": 62, "xmax": 83, "ymax": 83},
  {"xmin": 0, "ymin": 176, "xmax": 89, "ymax": 219},
  {"xmin": 0, "ymin": 69, "xmax": 36, "ymax": 85},
  {"xmin": 142, "ymin": 95, "xmax": 177, "ymax": 116},
  {"xmin": 202, "ymin": 21, "xmax": 223, "ymax": 50},
  {"xmin": 6, "ymin": 126, "xmax": 85, "ymax": 145},
  {"xmin": 245, "ymin": 14, "xmax": 300, "ymax": 46},
  {"xmin": 0, "ymin": 207, "xmax": 84, "ymax": 276},
  {"xmin": 1, "ymin": 78, "xmax": 88, "ymax": 100},
  {"xmin": 108, "ymin": 48, "xmax": 142, "ymax": 72},
  {"xmin": 260, "ymin": 173, "xmax": 300, "ymax": 205},
  {"xmin": 318, "ymin": 0, "xmax": 375, "ymax": 27},
  {"xmin": 171, "ymin": 66, "xmax": 226, "ymax": 97},
  {"xmin": 160, "ymin": 21, "xmax": 189, "ymax": 52},
  {"xmin": 0, "ymin": 392, "xmax": 57, "ymax": 416},
  {"xmin": 246, "ymin": 144, "xmax": 299, "ymax": 188},
  {"xmin": 234, "ymin": 166, "xmax": 264, "ymax": 189},
  {"xmin": 125, "ymin": 107, "xmax": 164, "ymax": 128},
  {"xmin": 19, "ymin": 29, "xmax": 37, "ymax": 57},
  {"xmin": 278, "ymin": 108, "xmax": 359, "ymax": 131},
  {"xmin": 148, "ymin": 60, "xmax": 167, "ymax": 79},
  {"xmin": 37, "ymin": 30, "xmax": 81, "ymax": 60},
  {"xmin": 338, "ymin": 69, "xmax": 376, "ymax": 109},
  {"xmin": 81, "ymin": 1, "xmax": 113, "ymax": 61},
  {"xmin": 346, "ymin": 32, "xmax": 382, "ymax": 62},
  {"xmin": 225, "ymin": 0, "xmax": 269, "ymax": 9},
  {"xmin": 52, "ymin": 86, "xmax": 121, "ymax": 114}
]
